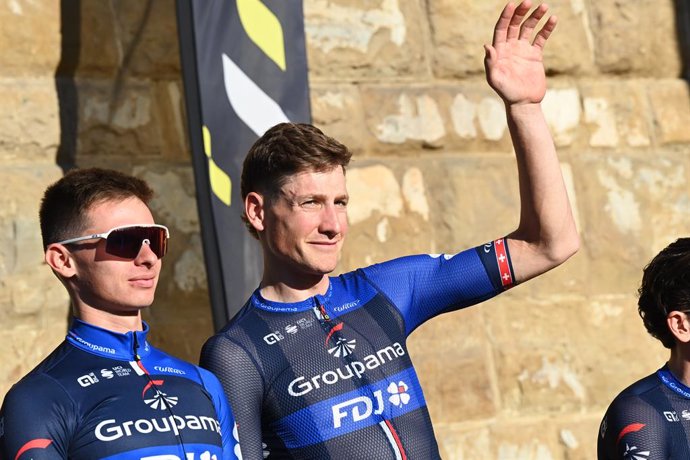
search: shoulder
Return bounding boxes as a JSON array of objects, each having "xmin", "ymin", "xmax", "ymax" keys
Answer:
[
  {"xmin": 607, "ymin": 373, "xmax": 664, "ymax": 411},
  {"xmin": 3, "ymin": 371, "xmax": 74, "ymax": 419},
  {"xmin": 602, "ymin": 373, "xmax": 670, "ymax": 436}
]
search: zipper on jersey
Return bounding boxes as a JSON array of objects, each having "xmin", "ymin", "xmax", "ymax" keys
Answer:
[
  {"xmin": 313, "ymin": 296, "xmax": 331, "ymax": 323},
  {"xmin": 133, "ymin": 330, "xmax": 142, "ymax": 362}
]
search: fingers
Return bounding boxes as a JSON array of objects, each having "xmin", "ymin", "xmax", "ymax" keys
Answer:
[
  {"xmin": 518, "ymin": 3, "xmax": 548, "ymax": 41},
  {"xmin": 533, "ymin": 15, "xmax": 557, "ymax": 49},
  {"xmin": 492, "ymin": 2, "xmax": 516, "ymax": 46},
  {"xmin": 493, "ymin": 1, "xmax": 556, "ymax": 47},
  {"xmin": 507, "ymin": 1, "xmax": 532, "ymax": 40}
]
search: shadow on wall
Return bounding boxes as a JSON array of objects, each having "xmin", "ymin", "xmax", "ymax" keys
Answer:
[
  {"xmin": 55, "ymin": 0, "xmax": 79, "ymax": 172},
  {"xmin": 52, "ymin": 0, "xmax": 156, "ymax": 332},
  {"xmin": 676, "ymin": 0, "xmax": 690, "ymax": 80}
]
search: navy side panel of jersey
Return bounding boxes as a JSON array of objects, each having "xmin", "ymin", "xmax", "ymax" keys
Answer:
[
  {"xmin": 0, "ymin": 320, "xmax": 238, "ymax": 460},
  {"xmin": 360, "ymin": 240, "xmax": 512, "ymax": 334},
  {"xmin": 598, "ymin": 371, "xmax": 690, "ymax": 459}
]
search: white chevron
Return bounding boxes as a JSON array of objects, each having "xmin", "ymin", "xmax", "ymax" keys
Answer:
[{"xmin": 222, "ymin": 53, "xmax": 289, "ymax": 136}]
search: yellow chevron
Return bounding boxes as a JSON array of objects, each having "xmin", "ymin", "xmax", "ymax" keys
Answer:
[
  {"xmin": 237, "ymin": 0, "xmax": 286, "ymax": 71},
  {"xmin": 202, "ymin": 125, "xmax": 232, "ymax": 206}
]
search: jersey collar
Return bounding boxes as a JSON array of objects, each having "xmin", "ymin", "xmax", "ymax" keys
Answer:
[
  {"xmin": 657, "ymin": 365, "xmax": 690, "ymax": 399},
  {"xmin": 66, "ymin": 318, "xmax": 152, "ymax": 360},
  {"xmin": 252, "ymin": 281, "xmax": 334, "ymax": 313}
]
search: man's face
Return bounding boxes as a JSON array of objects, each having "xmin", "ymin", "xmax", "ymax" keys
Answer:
[
  {"xmin": 261, "ymin": 166, "xmax": 349, "ymax": 279},
  {"xmin": 66, "ymin": 197, "xmax": 162, "ymax": 313}
]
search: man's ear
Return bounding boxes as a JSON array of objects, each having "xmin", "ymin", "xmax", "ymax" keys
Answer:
[
  {"xmin": 667, "ymin": 311, "xmax": 690, "ymax": 344},
  {"xmin": 245, "ymin": 192, "xmax": 266, "ymax": 233},
  {"xmin": 45, "ymin": 244, "xmax": 77, "ymax": 279}
]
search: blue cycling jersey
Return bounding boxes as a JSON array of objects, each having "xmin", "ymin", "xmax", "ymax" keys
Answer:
[
  {"xmin": 201, "ymin": 239, "xmax": 515, "ymax": 459},
  {"xmin": 598, "ymin": 365, "xmax": 690, "ymax": 459},
  {"xmin": 0, "ymin": 319, "xmax": 239, "ymax": 460}
]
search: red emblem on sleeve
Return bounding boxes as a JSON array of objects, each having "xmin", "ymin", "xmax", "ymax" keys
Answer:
[{"xmin": 494, "ymin": 238, "xmax": 513, "ymax": 288}]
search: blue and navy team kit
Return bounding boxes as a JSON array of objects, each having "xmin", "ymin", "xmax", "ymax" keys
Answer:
[
  {"xmin": 0, "ymin": 320, "xmax": 239, "ymax": 460},
  {"xmin": 598, "ymin": 366, "xmax": 690, "ymax": 459},
  {"xmin": 201, "ymin": 239, "xmax": 516, "ymax": 459}
]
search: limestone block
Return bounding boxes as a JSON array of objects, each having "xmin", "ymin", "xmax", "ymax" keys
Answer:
[
  {"xmin": 0, "ymin": 166, "xmax": 62, "ymax": 277},
  {"xmin": 134, "ymin": 166, "xmax": 199, "ymax": 234},
  {"xmin": 360, "ymin": 84, "xmax": 516, "ymax": 153},
  {"xmin": 0, "ymin": 1, "xmax": 61, "ymax": 76},
  {"xmin": 578, "ymin": 295, "xmax": 666, "ymax": 409},
  {"xmin": 0, "ymin": 327, "xmax": 66, "ymax": 401},
  {"xmin": 538, "ymin": 0, "xmax": 597, "ymax": 75},
  {"xmin": 0, "ymin": 78, "xmax": 60, "ymax": 163},
  {"xmin": 323, "ymin": 154, "xmax": 528, "ymax": 275},
  {"xmin": 76, "ymin": 78, "xmax": 164, "ymax": 159},
  {"xmin": 427, "ymin": 0, "xmax": 503, "ymax": 78},
  {"xmin": 151, "ymin": 80, "xmax": 190, "ymax": 161},
  {"xmin": 589, "ymin": 1, "xmax": 681, "ymax": 76},
  {"xmin": 347, "ymin": 164, "xmax": 404, "ymax": 225},
  {"xmin": 10, "ymin": 271, "xmax": 68, "ymax": 316},
  {"xmin": 311, "ymin": 84, "xmax": 369, "ymax": 155},
  {"xmin": 408, "ymin": 308, "xmax": 498, "ymax": 424},
  {"xmin": 490, "ymin": 421, "xmax": 562, "ymax": 460},
  {"xmin": 173, "ymin": 234, "xmax": 207, "ymax": 294},
  {"xmin": 580, "ymin": 79, "xmax": 651, "ymax": 148},
  {"xmin": 648, "ymin": 79, "xmax": 690, "ymax": 144},
  {"xmin": 488, "ymin": 295, "xmax": 666, "ymax": 413},
  {"xmin": 72, "ymin": 1, "xmax": 121, "ymax": 77},
  {"xmin": 431, "ymin": 424, "xmax": 491, "ymax": 460},
  {"xmin": 428, "ymin": 0, "xmax": 594, "ymax": 78},
  {"xmin": 144, "ymin": 310, "xmax": 214, "ymax": 363},
  {"xmin": 362, "ymin": 86, "xmax": 448, "ymax": 151},
  {"xmin": 542, "ymin": 85, "xmax": 582, "ymax": 147},
  {"xmin": 339, "ymin": 159, "xmax": 436, "ymax": 269},
  {"xmin": 442, "ymin": 157, "xmax": 520, "ymax": 248},
  {"xmin": 304, "ymin": 0, "xmax": 428, "ymax": 80},
  {"xmin": 489, "ymin": 298, "xmax": 591, "ymax": 413},
  {"xmin": 573, "ymin": 154, "xmax": 690, "ymax": 295},
  {"xmin": 554, "ymin": 417, "xmax": 602, "ymax": 460},
  {"xmin": 110, "ymin": 0, "xmax": 181, "ymax": 77}
]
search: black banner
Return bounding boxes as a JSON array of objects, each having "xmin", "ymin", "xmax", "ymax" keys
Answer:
[{"xmin": 176, "ymin": 0, "xmax": 311, "ymax": 328}]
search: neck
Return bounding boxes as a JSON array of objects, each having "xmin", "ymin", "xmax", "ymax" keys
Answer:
[
  {"xmin": 668, "ymin": 346, "xmax": 690, "ymax": 386},
  {"xmin": 259, "ymin": 276, "xmax": 330, "ymax": 303},
  {"xmin": 73, "ymin": 302, "xmax": 143, "ymax": 333}
]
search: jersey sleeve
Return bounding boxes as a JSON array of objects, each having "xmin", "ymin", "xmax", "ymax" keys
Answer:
[
  {"xmin": 1, "ymin": 374, "xmax": 74, "ymax": 459},
  {"xmin": 359, "ymin": 238, "xmax": 515, "ymax": 334},
  {"xmin": 597, "ymin": 395, "xmax": 670, "ymax": 460},
  {"xmin": 200, "ymin": 334, "xmax": 266, "ymax": 460},
  {"xmin": 198, "ymin": 367, "xmax": 240, "ymax": 460}
]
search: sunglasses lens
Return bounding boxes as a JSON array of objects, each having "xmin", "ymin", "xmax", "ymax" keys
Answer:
[{"xmin": 105, "ymin": 226, "xmax": 168, "ymax": 259}]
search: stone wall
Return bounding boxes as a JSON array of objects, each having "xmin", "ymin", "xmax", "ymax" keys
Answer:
[{"xmin": 2, "ymin": 1, "xmax": 689, "ymax": 458}]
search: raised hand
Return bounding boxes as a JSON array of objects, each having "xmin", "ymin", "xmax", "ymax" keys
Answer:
[{"xmin": 484, "ymin": 1, "xmax": 557, "ymax": 106}]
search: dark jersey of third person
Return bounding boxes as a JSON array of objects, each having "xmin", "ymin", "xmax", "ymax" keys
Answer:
[
  {"xmin": 200, "ymin": 239, "xmax": 516, "ymax": 460},
  {"xmin": 0, "ymin": 319, "xmax": 239, "ymax": 460},
  {"xmin": 598, "ymin": 365, "xmax": 690, "ymax": 459}
]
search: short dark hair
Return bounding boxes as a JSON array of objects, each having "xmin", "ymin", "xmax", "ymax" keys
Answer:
[
  {"xmin": 240, "ymin": 123, "xmax": 352, "ymax": 238},
  {"xmin": 39, "ymin": 168, "xmax": 154, "ymax": 249},
  {"xmin": 638, "ymin": 238, "xmax": 690, "ymax": 349}
]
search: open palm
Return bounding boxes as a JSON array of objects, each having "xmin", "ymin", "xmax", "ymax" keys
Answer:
[{"xmin": 485, "ymin": 1, "xmax": 557, "ymax": 105}]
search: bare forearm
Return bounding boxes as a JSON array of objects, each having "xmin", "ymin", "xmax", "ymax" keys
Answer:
[{"xmin": 505, "ymin": 102, "xmax": 579, "ymax": 282}]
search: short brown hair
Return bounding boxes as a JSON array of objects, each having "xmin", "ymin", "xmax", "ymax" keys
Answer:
[
  {"xmin": 638, "ymin": 238, "xmax": 690, "ymax": 349},
  {"xmin": 39, "ymin": 168, "xmax": 154, "ymax": 249},
  {"xmin": 240, "ymin": 123, "xmax": 352, "ymax": 237}
]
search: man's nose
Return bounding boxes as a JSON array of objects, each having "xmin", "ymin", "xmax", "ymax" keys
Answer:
[
  {"xmin": 320, "ymin": 204, "xmax": 342, "ymax": 235},
  {"xmin": 134, "ymin": 239, "xmax": 159, "ymax": 266}
]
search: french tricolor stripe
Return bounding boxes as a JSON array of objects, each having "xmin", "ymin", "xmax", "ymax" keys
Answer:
[
  {"xmin": 380, "ymin": 420, "xmax": 407, "ymax": 460},
  {"xmin": 494, "ymin": 238, "xmax": 514, "ymax": 288}
]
